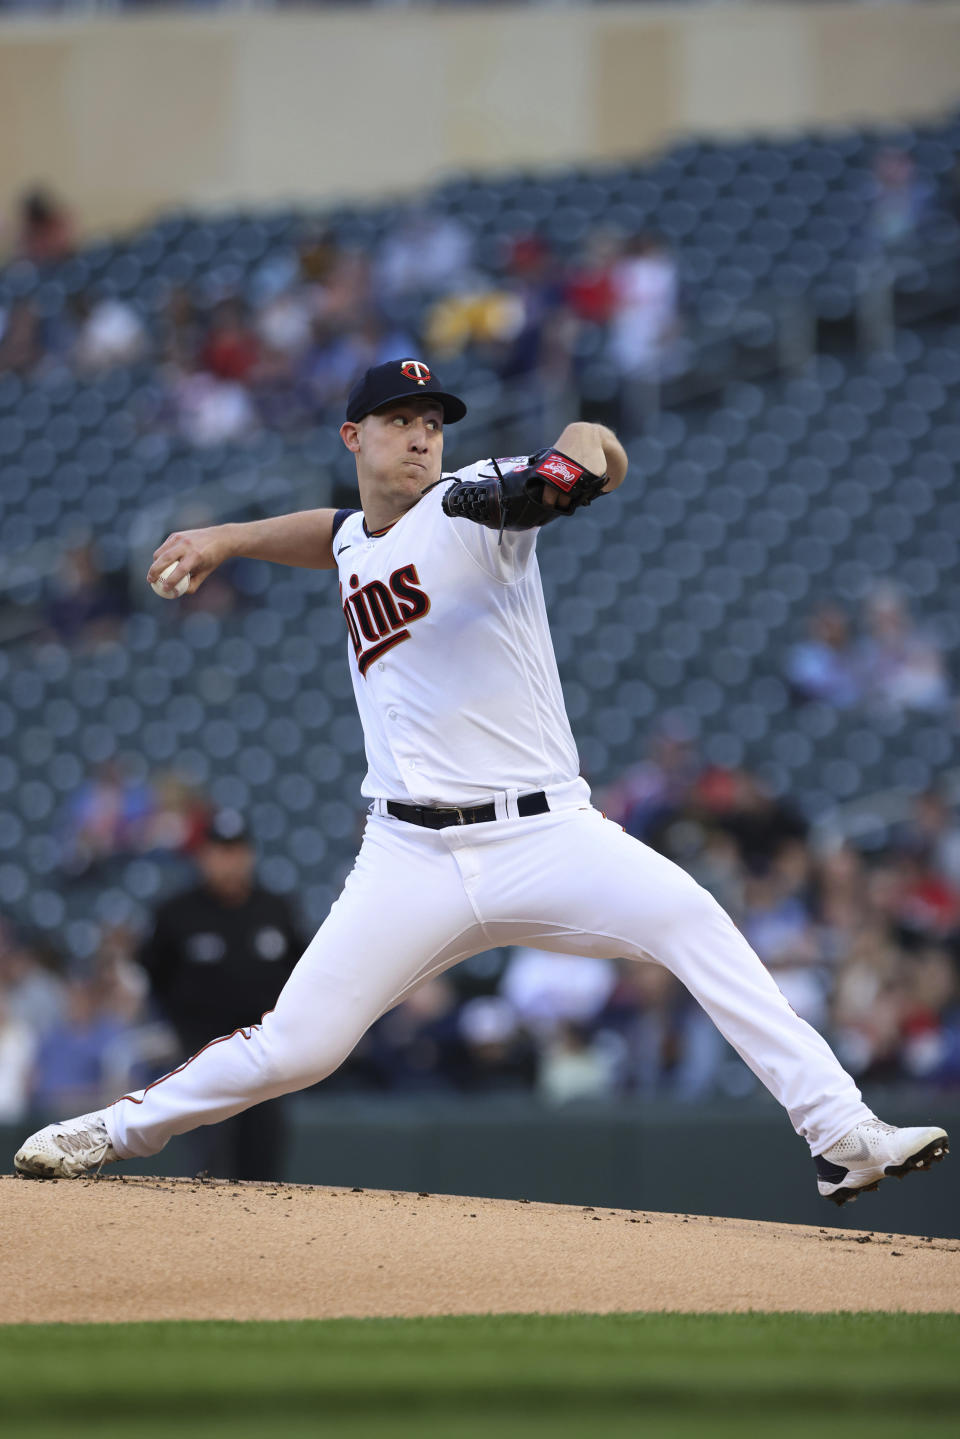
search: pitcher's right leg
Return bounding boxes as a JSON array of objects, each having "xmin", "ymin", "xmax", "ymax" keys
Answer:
[
  {"xmin": 110, "ymin": 818, "xmax": 483, "ymax": 1158},
  {"xmin": 16, "ymin": 818, "xmax": 482, "ymax": 1174}
]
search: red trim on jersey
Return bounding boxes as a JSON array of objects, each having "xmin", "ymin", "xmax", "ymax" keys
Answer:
[
  {"xmin": 363, "ymin": 519, "xmax": 398, "ymax": 538},
  {"xmin": 115, "ymin": 1012, "xmax": 274, "ymax": 1104}
]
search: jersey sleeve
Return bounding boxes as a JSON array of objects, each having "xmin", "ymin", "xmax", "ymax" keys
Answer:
[
  {"xmin": 331, "ymin": 507, "xmax": 359, "ymax": 540},
  {"xmin": 441, "ymin": 458, "xmax": 539, "ymax": 582}
]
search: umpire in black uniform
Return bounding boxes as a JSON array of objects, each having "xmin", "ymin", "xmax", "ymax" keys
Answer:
[{"xmin": 139, "ymin": 808, "xmax": 306, "ymax": 1181}]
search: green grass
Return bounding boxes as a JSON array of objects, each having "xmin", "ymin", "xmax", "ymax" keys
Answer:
[{"xmin": 1, "ymin": 1312, "xmax": 957, "ymax": 1438}]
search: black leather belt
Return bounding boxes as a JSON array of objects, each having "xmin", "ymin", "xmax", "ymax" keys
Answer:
[{"xmin": 386, "ymin": 791, "xmax": 549, "ymax": 829}]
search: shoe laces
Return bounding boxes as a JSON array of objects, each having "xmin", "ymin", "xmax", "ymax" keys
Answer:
[
  {"xmin": 858, "ymin": 1119, "xmax": 897, "ymax": 1137},
  {"xmin": 54, "ymin": 1115, "xmax": 110, "ymax": 1158}
]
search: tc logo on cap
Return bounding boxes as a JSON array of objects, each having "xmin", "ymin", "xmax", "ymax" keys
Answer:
[{"xmin": 401, "ymin": 360, "xmax": 432, "ymax": 384}]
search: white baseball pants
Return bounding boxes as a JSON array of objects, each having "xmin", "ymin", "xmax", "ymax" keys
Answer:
[{"xmin": 107, "ymin": 793, "xmax": 873, "ymax": 1161}]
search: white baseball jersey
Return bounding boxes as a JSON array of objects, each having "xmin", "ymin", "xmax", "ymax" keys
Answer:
[{"xmin": 332, "ymin": 460, "xmax": 585, "ymax": 807}]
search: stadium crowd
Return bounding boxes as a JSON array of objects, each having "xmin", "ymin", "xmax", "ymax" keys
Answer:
[
  {"xmin": 787, "ymin": 588, "xmax": 954, "ymax": 718},
  {"xmin": 0, "ymin": 138, "xmax": 946, "ymax": 440},
  {"xmin": 0, "ymin": 184, "xmax": 683, "ymax": 442}
]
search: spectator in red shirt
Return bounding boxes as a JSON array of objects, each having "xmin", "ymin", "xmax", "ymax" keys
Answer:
[
  {"xmin": 200, "ymin": 299, "xmax": 260, "ymax": 383},
  {"xmin": 566, "ymin": 231, "xmax": 620, "ymax": 326}
]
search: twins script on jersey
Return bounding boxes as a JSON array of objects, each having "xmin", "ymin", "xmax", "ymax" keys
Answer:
[{"xmin": 333, "ymin": 459, "xmax": 584, "ymax": 807}]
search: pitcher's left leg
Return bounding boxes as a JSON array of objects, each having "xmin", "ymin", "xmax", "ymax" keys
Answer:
[{"xmin": 481, "ymin": 806, "xmax": 872, "ymax": 1154}]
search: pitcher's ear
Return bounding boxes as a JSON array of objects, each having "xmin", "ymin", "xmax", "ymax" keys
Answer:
[{"xmin": 340, "ymin": 420, "xmax": 361, "ymax": 453}]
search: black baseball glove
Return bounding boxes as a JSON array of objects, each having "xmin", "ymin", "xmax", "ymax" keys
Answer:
[{"xmin": 441, "ymin": 448, "xmax": 609, "ymax": 543}]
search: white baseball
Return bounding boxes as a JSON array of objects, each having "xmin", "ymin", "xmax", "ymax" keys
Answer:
[{"xmin": 151, "ymin": 562, "xmax": 191, "ymax": 599}]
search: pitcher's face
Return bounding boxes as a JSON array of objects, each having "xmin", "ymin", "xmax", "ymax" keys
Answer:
[{"xmin": 341, "ymin": 398, "xmax": 445, "ymax": 516}]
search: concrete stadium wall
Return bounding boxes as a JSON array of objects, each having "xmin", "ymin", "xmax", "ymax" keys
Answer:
[
  {"xmin": 1, "ymin": 3, "xmax": 960, "ymax": 239},
  {"xmin": 8, "ymin": 1095, "xmax": 956, "ymax": 1237}
]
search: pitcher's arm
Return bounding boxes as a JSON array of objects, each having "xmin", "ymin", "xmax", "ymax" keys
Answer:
[{"xmin": 146, "ymin": 508, "xmax": 341, "ymax": 594}]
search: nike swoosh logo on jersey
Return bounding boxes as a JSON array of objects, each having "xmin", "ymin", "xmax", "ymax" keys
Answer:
[{"xmin": 336, "ymin": 543, "xmax": 352, "ymax": 556}]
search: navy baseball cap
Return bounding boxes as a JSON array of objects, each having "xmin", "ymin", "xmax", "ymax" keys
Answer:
[{"xmin": 345, "ymin": 358, "xmax": 467, "ymax": 425}]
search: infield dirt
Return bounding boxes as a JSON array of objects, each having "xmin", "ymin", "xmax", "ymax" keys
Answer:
[{"xmin": 2, "ymin": 1173, "xmax": 958, "ymax": 1324}]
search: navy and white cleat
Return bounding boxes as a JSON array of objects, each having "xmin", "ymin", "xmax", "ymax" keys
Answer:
[{"xmin": 815, "ymin": 1119, "xmax": 949, "ymax": 1206}]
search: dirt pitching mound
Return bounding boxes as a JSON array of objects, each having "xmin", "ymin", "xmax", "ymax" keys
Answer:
[{"xmin": 2, "ymin": 1174, "xmax": 957, "ymax": 1325}]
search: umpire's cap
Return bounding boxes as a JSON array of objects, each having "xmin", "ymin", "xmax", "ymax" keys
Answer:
[{"xmin": 345, "ymin": 358, "xmax": 467, "ymax": 425}]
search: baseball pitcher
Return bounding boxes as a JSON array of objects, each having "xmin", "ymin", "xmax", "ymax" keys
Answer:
[{"xmin": 15, "ymin": 359, "xmax": 949, "ymax": 1207}]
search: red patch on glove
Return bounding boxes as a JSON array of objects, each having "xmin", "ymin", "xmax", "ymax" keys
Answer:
[{"xmin": 535, "ymin": 451, "xmax": 584, "ymax": 492}]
